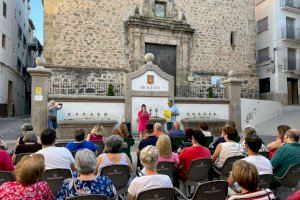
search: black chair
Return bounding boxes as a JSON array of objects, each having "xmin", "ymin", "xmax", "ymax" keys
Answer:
[
  {"xmin": 157, "ymin": 161, "xmax": 175, "ymax": 179},
  {"xmin": 214, "ymin": 156, "xmax": 244, "ymax": 179},
  {"xmin": 94, "ymin": 141, "xmax": 104, "ymax": 154},
  {"xmin": 258, "ymin": 174, "xmax": 274, "ymax": 189},
  {"xmin": 136, "ymin": 188, "xmax": 174, "ymax": 200},
  {"xmin": 14, "ymin": 153, "xmax": 32, "ymax": 165},
  {"xmin": 204, "ymin": 136, "xmax": 214, "ymax": 148},
  {"xmin": 71, "ymin": 151, "xmax": 77, "ymax": 158},
  {"xmin": 55, "ymin": 142, "xmax": 69, "ymax": 147},
  {"xmin": 185, "ymin": 159, "xmax": 212, "ymax": 196},
  {"xmin": 42, "ymin": 168, "xmax": 72, "ymax": 196},
  {"xmin": 171, "ymin": 137, "xmax": 186, "ymax": 152},
  {"xmin": 0, "ymin": 171, "xmax": 14, "ymax": 186},
  {"xmin": 275, "ymin": 163, "xmax": 300, "ymax": 189},
  {"xmin": 176, "ymin": 180, "xmax": 228, "ymax": 200},
  {"xmin": 259, "ymin": 151, "xmax": 269, "ymax": 159},
  {"xmin": 100, "ymin": 165, "xmax": 130, "ymax": 196},
  {"xmin": 66, "ymin": 194, "xmax": 109, "ymax": 200}
]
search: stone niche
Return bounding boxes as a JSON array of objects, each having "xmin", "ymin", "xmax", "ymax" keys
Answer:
[{"xmin": 126, "ymin": 0, "xmax": 194, "ymax": 84}]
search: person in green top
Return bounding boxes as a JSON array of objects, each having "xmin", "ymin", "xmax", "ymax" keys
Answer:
[{"xmin": 271, "ymin": 129, "xmax": 300, "ymax": 177}]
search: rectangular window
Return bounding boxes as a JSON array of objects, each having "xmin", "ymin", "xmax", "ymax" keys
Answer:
[
  {"xmin": 3, "ymin": 1, "xmax": 7, "ymax": 17},
  {"xmin": 230, "ymin": 32, "xmax": 236, "ymax": 47},
  {"xmin": 257, "ymin": 47, "xmax": 270, "ymax": 63},
  {"xmin": 259, "ymin": 78, "xmax": 270, "ymax": 93},
  {"xmin": 154, "ymin": 2, "xmax": 166, "ymax": 18},
  {"xmin": 2, "ymin": 34, "xmax": 6, "ymax": 49},
  {"xmin": 257, "ymin": 17, "xmax": 268, "ymax": 34}
]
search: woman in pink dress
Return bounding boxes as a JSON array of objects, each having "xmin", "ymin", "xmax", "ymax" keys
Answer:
[{"xmin": 138, "ymin": 104, "xmax": 150, "ymax": 138}]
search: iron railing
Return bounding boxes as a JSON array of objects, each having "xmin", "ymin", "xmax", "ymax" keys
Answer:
[
  {"xmin": 176, "ymin": 85, "xmax": 226, "ymax": 98},
  {"xmin": 49, "ymin": 81, "xmax": 124, "ymax": 96},
  {"xmin": 281, "ymin": 0, "xmax": 300, "ymax": 9},
  {"xmin": 241, "ymin": 89, "xmax": 259, "ymax": 99},
  {"xmin": 282, "ymin": 58, "xmax": 299, "ymax": 71},
  {"xmin": 281, "ymin": 25, "xmax": 300, "ymax": 40}
]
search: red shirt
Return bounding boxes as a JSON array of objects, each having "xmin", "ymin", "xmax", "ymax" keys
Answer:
[
  {"xmin": 179, "ymin": 145, "xmax": 211, "ymax": 180},
  {"xmin": 0, "ymin": 150, "xmax": 14, "ymax": 171},
  {"xmin": 288, "ymin": 190, "xmax": 300, "ymax": 200}
]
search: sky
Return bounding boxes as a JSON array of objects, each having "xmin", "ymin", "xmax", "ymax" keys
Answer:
[{"xmin": 30, "ymin": 0, "xmax": 44, "ymax": 44}]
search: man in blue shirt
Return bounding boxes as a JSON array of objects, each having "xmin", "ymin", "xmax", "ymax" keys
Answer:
[
  {"xmin": 66, "ymin": 129, "xmax": 99, "ymax": 153},
  {"xmin": 166, "ymin": 100, "xmax": 179, "ymax": 133},
  {"xmin": 48, "ymin": 100, "xmax": 63, "ymax": 130},
  {"xmin": 169, "ymin": 121, "xmax": 185, "ymax": 139}
]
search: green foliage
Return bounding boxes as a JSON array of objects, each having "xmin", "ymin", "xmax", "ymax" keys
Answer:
[
  {"xmin": 207, "ymin": 87, "xmax": 214, "ymax": 98},
  {"xmin": 107, "ymin": 83, "xmax": 115, "ymax": 96}
]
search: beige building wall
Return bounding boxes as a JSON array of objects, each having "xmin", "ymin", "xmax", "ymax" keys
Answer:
[{"xmin": 44, "ymin": 0, "xmax": 257, "ymax": 92}]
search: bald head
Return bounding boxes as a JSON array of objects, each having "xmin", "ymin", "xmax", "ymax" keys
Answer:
[{"xmin": 285, "ymin": 129, "xmax": 300, "ymax": 142}]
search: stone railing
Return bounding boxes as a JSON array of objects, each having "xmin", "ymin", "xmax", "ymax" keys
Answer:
[{"xmin": 176, "ymin": 85, "xmax": 226, "ymax": 98}]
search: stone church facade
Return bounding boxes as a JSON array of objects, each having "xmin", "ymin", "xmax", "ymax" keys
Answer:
[{"xmin": 44, "ymin": 0, "xmax": 258, "ymax": 95}]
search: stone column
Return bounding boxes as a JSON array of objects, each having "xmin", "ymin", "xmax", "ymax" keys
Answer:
[
  {"xmin": 27, "ymin": 58, "xmax": 52, "ymax": 135},
  {"xmin": 222, "ymin": 70, "xmax": 244, "ymax": 131}
]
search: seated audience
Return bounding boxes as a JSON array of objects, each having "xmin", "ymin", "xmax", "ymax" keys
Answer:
[
  {"xmin": 97, "ymin": 135, "xmax": 132, "ymax": 173},
  {"xmin": 156, "ymin": 135, "xmax": 179, "ymax": 164},
  {"xmin": 199, "ymin": 122, "xmax": 212, "ymax": 137},
  {"xmin": 228, "ymin": 160, "xmax": 276, "ymax": 200},
  {"xmin": 12, "ymin": 131, "xmax": 42, "ymax": 162},
  {"xmin": 212, "ymin": 125, "xmax": 243, "ymax": 169},
  {"xmin": 213, "ymin": 120, "xmax": 236, "ymax": 148},
  {"xmin": 57, "ymin": 149, "xmax": 116, "ymax": 199},
  {"xmin": 66, "ymin": 129, "xmax": 99, "ymax": 153},
  {"xmin": 35, "ymin": 128, "xmax": 75, "ymax": 170},
  {"xmin": 128, "ymin": 145, "xmax": 172, "ymax": 200},
  {"xmin": 0, "ymin": 134, "xmax": 8, "ymax": 150},
  {"xmin": 169, "ymin": 121, "xmax": 185, "ymax": 139},
  {"xmin": 86, "ymin": 125, "xmax": 104, "ymax": 142},
  {"xmin": 112, "ymin": 129, "xmax": 128, "ymax": 148},
  {"xmin": 178, "ymin": 130, "xmax": 211, "ymax": 180},
  {"xmin": 0, "ymin": 154, "xmax": 54, "ymax": 200},
  {"xmin": 240, "ymin": 125, "xmax": 267, "ymax": 153},
  {"xmin": 120, "ymin": 122, "xmax": 132, "ymax": 138},
  {"xmin": 242, "ymin": 135, "xmax": 272, "ymax": 175},
  {"xmin": 267, "ymin": 125, "xmax": 290, "ymax": 158},
  {"xmin": 16, "ymin": 123, "xmax": 33, "ymax": 146},
  {"xmin": 271, "ymin": 129, "xmax": 300, "ymax": 177},
  {"xmin": 153, "ymin": 122, "xmax": 164, "ymax": 137},
  {"xmin": 0, "ymin": 149, "xmax": 14, "ymax": 171}
]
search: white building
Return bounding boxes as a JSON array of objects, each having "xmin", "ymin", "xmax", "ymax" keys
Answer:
[
  {"xmin": 256, "ymin": 0, "xmax": 300, "ymax": 105},
  {"xmin": 0, "ymin": 0, "xmax": 42, "ymax": 117}
]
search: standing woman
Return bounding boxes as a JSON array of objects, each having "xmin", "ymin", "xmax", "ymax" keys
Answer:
[{"xmin": 137, "ymin": 104, "xmax": 150, "ymax": 138}]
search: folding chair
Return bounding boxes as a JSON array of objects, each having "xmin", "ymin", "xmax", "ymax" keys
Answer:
[
  {"xmin": 259, "ymin": 151, "xmax": 270, "ymax": 159},
  {"xmin": 0, "ymin": 171, "xmax": 14, "ymax": 186},
  {"xmin": 93, "ymin": 141, "xmax": 104, "ymax": 154},
  {"xmin": 42, "ymin": 168, "xmax": 72, "ymax": 196},
  {"xmin": 157, "ymin": 161, "xmax": 175, "ymax": 179},
  {"xmin": 258, "ymin": 174, "xmax": 274, "ymax": 189},
  {"xmin": 175, "ymin": 180, "xmax": 228, "ymax": 200},
  {"xmin": 275, "ymin": 163, "xmax": 300, "ymax": 189},
  {"xmin": 14, "ymin": 153, "xmax": 31, "ymax": 165},
  {"xmin": 55, "ymin": 142, "xmax": 69, "ymax": 147},
  {"xmin": 100, "ymin": 165, "xmax": 130, "ymax": 198},
  {"xmin": 136, "ymin": 188, "xmax": 174, "ymax": 200},
  {"xmin": 214, "ymin": 156, "xmax": 244, "ymax": 179},
  {"xmin": 171, "ymin": 137, "xmax": 186, "ymax": 152},
  {"xmin": 185, "ymin": 158, "xmax": 212, "ymax": 196},
  {"xmin": 204, "ymin": 136, "xmax": 214, "ymax": 148}
]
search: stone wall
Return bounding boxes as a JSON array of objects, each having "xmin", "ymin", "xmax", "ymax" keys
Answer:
[{"xmin": 44, "ymin": 0, "xmax": 257, "ymax": 91}]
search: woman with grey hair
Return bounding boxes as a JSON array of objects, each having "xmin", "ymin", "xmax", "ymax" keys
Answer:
[
  {"xmin": 128, "ymin": 145, "xmax": 172, "ymax": 200},
  {"xmin": 57, "ymin": 149, "xmax": 116, "ymax": 199},
  {"xmin": 240, "ymin": 125, "xmax": 267, "ymax": 153},
  {"xmin": 96, "ymin": 135, "xmax": 132, "ymax": 173},
  {"xmin": 12, "ymin": 131, "xmax": 42, "ymax": 162}
]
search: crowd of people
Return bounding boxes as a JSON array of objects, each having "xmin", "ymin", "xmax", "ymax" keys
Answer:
[{"xmin": 0, "ymin": 117, "xmax": 299, "ymax": 199}]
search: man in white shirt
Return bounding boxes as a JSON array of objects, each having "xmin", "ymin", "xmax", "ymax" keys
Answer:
[
  {"xmin": 242, "ymin": 134, "xmax": 272, "ymax": 175},
  {"xmin": 35, "ymin": 128, "xmax": 75, "ymax": 171}
]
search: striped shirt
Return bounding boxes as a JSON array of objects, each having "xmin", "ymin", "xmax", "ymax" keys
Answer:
[{"xmin": 228, "ymin": 189, "xmax": 276, "ymax": 200}]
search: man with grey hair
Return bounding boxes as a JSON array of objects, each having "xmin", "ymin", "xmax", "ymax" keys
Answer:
[
  {"xmin": 16, "ymin": 123, "xmax": 33, "ymax": 146},
  {"xmin": 153, "ymin": 123, "xmax": 164, "ymax": 137},
  {"xmin": 169, "ymin": 121, "xmax": 185, "ymax": 139},
  {"xmin": 128, "ymin": 145, "xmax": 172, "ymax": 200},
  {"xmin": 271, "ymin": 129, "xmax": 300, "ymax": 177}
]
